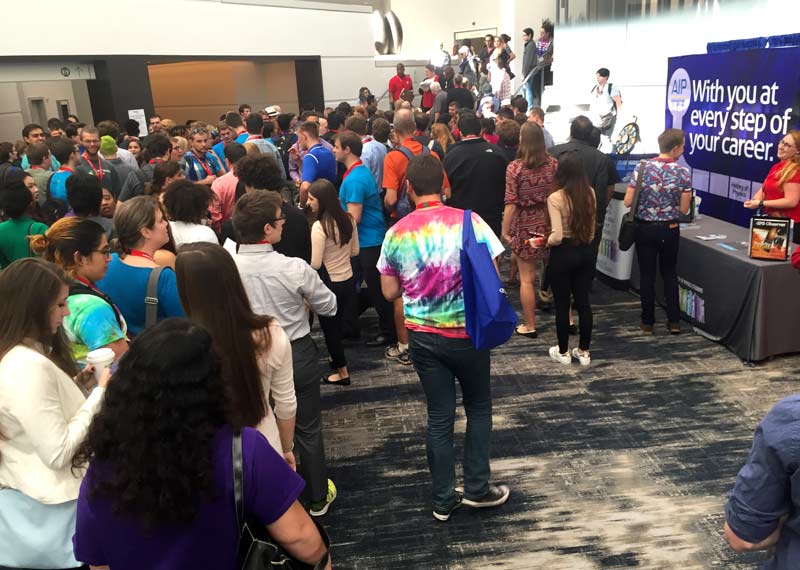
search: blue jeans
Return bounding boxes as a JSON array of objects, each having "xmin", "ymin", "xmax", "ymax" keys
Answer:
[
  {"xmin": 408, "ymin": 330, "xmax": 492, "ymax": 510},
  {"xmin": 522, "ymin": 75, "xmax": 537, "ymax": 109}
]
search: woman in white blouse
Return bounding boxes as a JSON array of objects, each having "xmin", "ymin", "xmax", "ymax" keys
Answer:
[
  {"xmin": 175, "ymin": 243, "xmax": 297, "ymax": 467},
  {"xmin": 162, "ymin": 179, "xmax": 219, "ymax": 250},
  {"xmin": 0, "ymin": 258, "xmax": 109, "ymax": 569}
]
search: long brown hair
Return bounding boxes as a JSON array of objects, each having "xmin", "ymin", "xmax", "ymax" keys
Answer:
[
  {"xmin": 431, "ymin": 123, "xmax": 454, "ymax": 153},
  {"xmin": 309, "ymin": 179, "xmax": 353, "ymax": 246},
  {"xmin": 777, "ymin": 130, "xmax": 800, "ymax": 186},
  {"xmin": 0, "ymin": 258, "xmax": 78, "ymax": 377},
  {"xmin": 517, "ymin": 122, "xmax": 547, "ymax": 169},
  {"xmin": 554, "ymin": 153, "xmax": 596, "ymax": 244},
  {"xmin": 144, "ymin": 160, "xmax": 182, "ymax": 197},
  {"xmin": 175, "ymin": 243, "xmax": 272, "ymax": 428}
]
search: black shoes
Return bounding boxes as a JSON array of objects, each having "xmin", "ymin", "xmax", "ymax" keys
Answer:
[
  {"xmin": 432, "ymin": 495, "xmax": 462, "ymax": 522},
  {"xmin": 365, "ymin": 334, "xmax": 394, "ymax": 347},
  {"xmin": 321, "ymin": 374, "xmax": 351, "ymax": 386},
  {"xmin": 459, "ymin": 484, "xmax": 511, "ymax": 508}
]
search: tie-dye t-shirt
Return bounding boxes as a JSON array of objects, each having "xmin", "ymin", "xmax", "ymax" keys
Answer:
[
  {"xmin": 63, "ymin": 293, "xmax": 127, "ymax": 364},
  {"xmin": 377, "ymin": 205, "xmax": 504, "ymax": 338}
]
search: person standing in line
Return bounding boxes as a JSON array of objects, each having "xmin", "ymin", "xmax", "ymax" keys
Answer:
[
  {"xmin": 231, "ymin": 190, "xmax": 338, "ymax": 517},
  {"xmin": 297, "ymin": 121, "xmax": 337, "ymax": 208},
  {"xmin": 0, "ymin": 180, "xmax": 49, "ymax": 268},
  {"xmin": 527, "ymin": 107, "xmax": 555, "ymax": 149},
  {"xmin": 48, "ymin": 138, "xmax": 82, "ymax": 206},
  {"xmin": 624, "ymin": 129, "xmax": 692, "ymax": 335},
  {"xmin": 244, "ymin": 113, "xmax": 287, "ymax": 180},
  {"xmin": 521, "ymin": 27, "xmax": 539, "ymax": 109},
  {"xmin": 77, "ymin": 126, "xmax": 122, "ymax": 200},
  {"xmin": 162, "ymin": 180, "xmax": 218, "ymax": 249},
  {"xmin": 24, "ymin": 142, "xmax": 53, "ymax": 204},
  {"xmin": 501, "ymin": 123, "xmax": 558, "ymax": 338},
  {"xmin": 378, "ymin": 154, "xmax": 510, "ymax": 522},
  {"xmin": 307, "ymin": 179, "xmax": 359, "ymax": 386},
  {"xmin": 388, "ymin": 63, "xmax": 413, "ymax": 110},
  {"xmin": 345, "ymin": 114, "xmax": 386, "ymax": 191},
  {"xmin": 183, "ymin": 128, "xmax": 224, "ymax": 186},
  {"xmin": 119, "ymin": 134, "xmax": 172, "ymax": 201},
  {"xmin": 539, "ymin": 153, "xmax": 597, "ymax": 366}
]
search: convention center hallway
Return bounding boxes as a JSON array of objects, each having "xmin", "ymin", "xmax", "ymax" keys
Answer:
[{"xmin": 317, "ymin": 281, "xmax": 793, "ymax": 569}]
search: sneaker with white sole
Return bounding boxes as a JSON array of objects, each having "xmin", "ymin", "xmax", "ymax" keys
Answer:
[
  {"xmin": 385, "ymin": 344, "xmax": 413, "ymax": 366},
  {"xmin": 309, "ymin": 479, "xmax": 337, "ymax": 517},
  {"xmin": 549, "ymin": 346, "xmax": 571, "ymax": 364},
  {"xmin": 571, "ymin": 347, "xmax": 591, "ymax": 366},
  {"xmin": 432, "ymin": 494, "xmax": 462, "ymax": 521},
  {"xmin": 455, "ymin": 484, "xmax": 510, "ymax": 508}
]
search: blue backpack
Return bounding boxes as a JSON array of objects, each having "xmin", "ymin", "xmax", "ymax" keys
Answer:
[
  {"xmin": 460, "ymin": 209, "xmax": 517, "ymax": 350},
  {"xmin": 392, "ymin": 145, "xmax": 430, "ymax": 219}
]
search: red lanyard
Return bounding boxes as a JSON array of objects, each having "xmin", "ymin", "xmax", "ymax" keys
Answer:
[
  {"xmin": 74, "ymin": 275, "xmax": 100, "ymax": 292},
  {"xmin": 416, "ymin": 200, "xmax": 443, "ymax": 210},
  {"xmin": 128, "ymin": 249, "xmax": 155, "ymax": 262},
  {"xmin": 59, "ymin": 166, "xmax": 74, "ymax": 173},
  {"xmin": 246, "ymin": 134, "xmax": 263, "ymax": 141},
  {"xmin": 82, "ymin": 152, "xmax": 103, "ymax": 182},
  {"xmin": 148, "ymin": 158, "xmax": 163, "ymax": 165},
  {"xmin": 343, "ymin": 160, "xmax": 363, "ymax": 181},
  {"xmin": 190, "ymin": 152, "xmax": 212, "ymax": 177}
]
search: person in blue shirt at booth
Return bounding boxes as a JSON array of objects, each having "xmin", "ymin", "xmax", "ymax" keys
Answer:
[
  {"xmin": 298, "ymin": 121, "xmax": 336, "ymax": 208},
  {"xmin": 183, "ymin": 127, "xmax": 224, "ymax": 186}
]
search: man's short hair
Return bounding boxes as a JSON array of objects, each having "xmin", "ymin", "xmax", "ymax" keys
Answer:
[
  {"xmin": 277, "ymin": 113, "xmax": 295, "ymax": 131},
  {"xmin": 457, "ymin": 112, "xmax": 481, "ymax": 137},
  {"xmin": 81, "ymin": 126, "xmax": 100, "ymax": 139},
  {"xmin": 22, "ymin": 124, "xmax": 43, "ymax": 139},
  {"xmin": 245, "ymin": 113, "xmax": 264, "ymax": 135},
  {"xmin": 336, "ymin": 130, "xmax": 363, "ymax": 157},
  {"xmin": 371, "ymin": 118, "xmax": 391, "ymax": 144},
  {"xmin": 327, "ymin": 111, "xmax": 345, "ymax": 131},
  {"xmin": 238, "ymin": 104, "xmax": 251, "ymax": 114},
  {"xmin": 496, "ymin": 119, "xmax": 521, "ymax": 147},
  {"xmin": 224, "ymin": 142, "xmax": 247, "ymax": 165},
  {"xmin": 123, "ymin": 119, "xmax": 140, "ymax": 137},
  {"xmin": 144, "ymin": 134, "xmax": 172, "ymax": 160},
  {"xmin": 300, "ymin": 110, "xmax": 319, "ymax": 121},
  {"xmin": 406, "ymin": 155, "xmax": 443, "ymax": 197},
  {"xmin": 344, "ymin": 115, "xmax": 368, "ymax": 137},
  {"xmin": 66, "ymin": 173, "xmax": 103, "ymax": 216},
  {"xmin": 414, "ymin": 112, "xmax": 430, "ymax": 133},
  {"xmin": 50, "ymin": 137, "xmax": 75, "ymax": 164},
  {"xmin": 224, "ymin": 111, "xmax": 244, "ymax": 129},
  {"xmin": 542, "ymin": 19, "xmax": 554, "ymax": 36},
  {"xmin": 425, "ymin": 64, "xmax": 435, "ymax": 73},
  {"xmin": 512, "ymin": 96, "xmax": 528, "ymax": 114},
  {"xmin": 233, "ymin": 189, "xmax": 284, "ymax": 244},
  {"xmin": 393, "ymin": 109, "xmax": 415, "ymax": 136},
  {"xmin": 297, "ymin": 121, "xmax": 319, "ymax": 139},
  {"xmin": 97, "ymin": 120, "xmax": 121, "ymax": 139},
  {"xmin": 26, "ymin": 142, "xmax": 51, "ymax": 166},
  {"xmin": 234, "ymin": 154, "xmax": 283, "ymax": 191},
  {"xmin": 497, "ymin": 107, "xmax": 515, "ymax": 121},
  {"xmin": 47, "ymin": 117, "xmax": 64, "ymax": 132},
  {"xmin": 336, "ymin": 102, "xmax": 353, "ymax": 117},
  {"xmin": 523, "ymin": 27, "xmax": 534, "ymax": 36},
  {"xmin": 64, "ymin": 124, "xmax": 80, "ymax": 139},
  {"xmin": 0, "ymin": 180, "xmax": 32, "ymax": 218},
  {"xmin": 529, "ymin": 106, "xmax": 545, "ymax": 121},
  {"xmin": 514, "ymin": 113, "xmax": 528, "ymax": 126},
  {"xmin": 658, "ymin": 129, "xmax": 685, "ymax": 153},
  {"xmin": 570, "ymin": 115, "xmax": 594, "ymax": 142},
  {"xmin": 597, "ymin": 68, "xmax": 611, "ymax": 78}
]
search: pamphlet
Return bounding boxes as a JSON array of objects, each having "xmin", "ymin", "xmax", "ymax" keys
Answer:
[{"xmin": 748, "ymin": 217, "xmax": 792, "ymax": 261}]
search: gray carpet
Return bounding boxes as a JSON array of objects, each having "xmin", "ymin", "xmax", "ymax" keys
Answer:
[{"xmin": 314, "ymin": 281, "xmax": 798, "ymax": 569}]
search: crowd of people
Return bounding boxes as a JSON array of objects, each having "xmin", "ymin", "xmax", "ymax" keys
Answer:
[{"xmin": 1, "ymin": 24, "xmax": 800, "ymax": 569}]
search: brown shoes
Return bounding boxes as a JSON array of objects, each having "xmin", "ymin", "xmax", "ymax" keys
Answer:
[{"xmin": 640, "ymin": 322, "xmax": 654, "ymax": 335}]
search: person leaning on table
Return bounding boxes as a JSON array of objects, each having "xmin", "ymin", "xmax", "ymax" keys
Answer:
[
  {"xmin": 624, "ymin": 128, "xmax": 692, "ymax": 335},
  {"xmin": 744, "ymin": 130, "xmax": 800, "ymax": 243}
]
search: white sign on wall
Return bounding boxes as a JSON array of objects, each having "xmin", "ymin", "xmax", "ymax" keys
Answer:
[{"xmin": 127, "ymin": 109, "xmax": 148, "ymax": 137}]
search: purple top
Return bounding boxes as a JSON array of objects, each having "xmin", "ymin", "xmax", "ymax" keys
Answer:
[{"xmin": 73, "ymin": 426, "xmax": 304, "ymax": 569}]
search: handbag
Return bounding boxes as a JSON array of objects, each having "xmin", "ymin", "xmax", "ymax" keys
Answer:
[
  {"xmin": 460, "ymin": 209, "xmax": 518, "ymax": 350},
  {"xmin": 233, "ymin": 431, "xmax": 331, "ymax": 570},
  {"xmin": 617, "ymin": 160, "xmax": 646, "ymax": 252}
]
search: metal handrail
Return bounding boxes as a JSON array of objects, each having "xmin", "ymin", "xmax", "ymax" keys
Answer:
[{"xmin": 512, "ymin": 62, "xmax": 548, "ymax": 98}]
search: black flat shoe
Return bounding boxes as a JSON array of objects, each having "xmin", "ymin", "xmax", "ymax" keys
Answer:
[
  {"xmin": 321, "ymin": 375, "xmax": 351, "ymax": 386},
  {"xmin": 515, "ymin": 326, "xmax": 538, "ymax": 339}
]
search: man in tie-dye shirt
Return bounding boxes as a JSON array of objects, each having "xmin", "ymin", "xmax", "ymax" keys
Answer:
[{"xmin": 377, "ymin": 154, "xmax": 510, "ymax": 523}]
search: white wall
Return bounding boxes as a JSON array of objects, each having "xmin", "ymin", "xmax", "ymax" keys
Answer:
[
  {"xmin": 0, "ymin": 79, "xmax": 92, "ymax": 143},
  {"xmin": 552, "ymin": 0, "xmax": 800, "ymax": 152}
]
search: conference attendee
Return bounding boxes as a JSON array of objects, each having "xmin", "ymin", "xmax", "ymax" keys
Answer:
[
  {"xmin": 231, "ymin": 190, "xmax": 338, "ymax": 517},
  {"xmin": 144, "ymin": 160, "xmax": 185, "ymax": 202},
  {"xmin": 539, "ymin": 153, "xmax": 596, "ymax": 365},
  {"xmin": 322, "ymin": 111, "xmax": 344, "ymax": 145},
  {"xmin": 345, "ymin": 114, "xmax": 386, "ymax": 191},
  {"xmin": 431, "ymin": 123, "xmax": 455, "ymax": 156},
  {"xmin": 430, "ymin": 82, "xmax": 448, "ymax": 123},
  {"xmin": 413, "ymin": 112, "xmax": 445, "ymax": 157},
  {"xmin": 550, "ymin": 115, "xmax": 621, "ymax": 251},
  {"xmin": 0, "ymin": 258, "xmax": 109, "ymax": 570},
  {"xmin": 724, "ymin": 394, "xmax": 800, "ymax": 568},
  {"xmin": 239, "ymin": 102, "xmax": 252, "ymax": 121},
  {"xmin": 521, "ymin": 27, "xmax": 539, "ymax": 108},
  {"xmin": 590, "ymin": 68, "xmax": 623, "ymax": 143},
  {"xmin": 176, "ymin": 243, "xmax": 296, "ymax": 461},
  {"xmin": 444, "ymin": 112, "xmax": 508, "ymax": 237},
  {"xmin": 24, "ymin": 142, "xmax": 53, "ymax": 203},
  {"xmin": 377, "ymin": 154, "xmax": 509, "ymax": 522},
  {"xmin": 744, "ymin": 130, "xmax": 800, "ymax": 242},
  {"xmin": 210, "ymin": 142, "xmax": 247, "ymax": 231},
  {"xmin": 527, "ymin": 107, "xmax": 555, "ymax": 149},
  {"xmin": 478, "ymin": 34, "xmax": 495, "ymax": 75},
  {"xmin": 358, "ymin": 86, "xmax": 376, "ymax": 107},
  {"xmin": 96, "ymin": 195, "xmax": 184, "ymax": 336},
  {"xmin": 0, "ymin": 179, "xmax": 49, "ymax": 268},
  {"xmin": 119, "ymin": 134, "xmax": 172, "ymax": 201},
  {"xmin": 495, "ymin": 119, "xmax": 521, "ymax": 162},
  {"xmin": 97, "ymin": 120, "xmax": 139, "ymax": 170},
  {"xmin": 78, "ymin": 126, "xmax": 122, "ymax": 199},
  {"xmin": 298, "ymin": 121, "xmax": 336, "ymax": 207},
  {"xmin": 98, "ymin": 135, "xmax": 137, "ymax": 194},
  {"xmin": 48, "ymin": 137, "xmax": 81, "ymax": 205},
  {"xmin": 162, "ymin": 179, "xmax": 218, "ymax": 248},
  {"xmin": 100, "ymin": 186, "xmax": 118, "ymax": 220},
  {"xmin": 388, "ymin": 63, "xmax": 413, "ymax": 110},
  {"xmin": 20, "ymin": 123, "xmax": 59, "ymax": 171},
  {"xmin": 71, "ymin": 318, "xmax": 330, "ymax": 569},
  {"xmin": 183, "ymin": 127, "xmax": 224, "ymax": 185},
  {"xmin": 419, "ymin": 65, "xmax": 439, "ymax": 112},
  {"xmin": 47, "ymin": 117, "xmax": 65, "ymax": 138},
  {"xmin": 29, "ymin": 218, "xmax": 128, "ymax": 363},
  {"xmin": 624, "ymin": 128, "xmax": 692, "ymax": 335},
  {"xmin": 147, "ymin": 114, "xmax": 164, "ymax": 136},
  {"xmin": 537, "ymin": 20, "xmax": 554, "ymax": 94},
  {"xmin": 501, "ymin": 123, "xmax": 558, "ymax": 338},
  {"xmin": 244, "ymin": 113, "xmax": 287, "ymax": 179},
  {"xmin": 307, "ymin": 179, "xmax": 359, "ymax": 385},
  {"xmin": 446, "ymin": 75, "xmax": 476, "ymax": 112},
  {"xmin": 65, "ymin": 172, "xmax": 114, "ymax": 238},
  {"xmin": 457, "ymin": 46, "xmax": 478, "ymax": 88}
]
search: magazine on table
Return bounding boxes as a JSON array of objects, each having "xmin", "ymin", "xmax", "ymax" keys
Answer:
[{"xmin": 748, "ymin": 216, "xmax": 792, "ymax": 261}]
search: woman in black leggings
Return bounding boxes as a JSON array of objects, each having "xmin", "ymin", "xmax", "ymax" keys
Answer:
[{"xmin": 533, "ymin": 153, "xmax": 596, "ymax": 366}]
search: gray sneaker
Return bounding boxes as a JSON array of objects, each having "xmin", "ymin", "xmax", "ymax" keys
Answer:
[{"xmin": 455, "ymin": 484, "xmax": 510, "ymax": 508}]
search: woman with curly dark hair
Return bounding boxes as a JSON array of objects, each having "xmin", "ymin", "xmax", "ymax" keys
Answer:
[
  {"xmin": 72, "ymin": 318, "xmax": 330, "ymax": 569},
  {"xmin": 162, "ymin": 179, "xmax": 218, "ymax": 248}
]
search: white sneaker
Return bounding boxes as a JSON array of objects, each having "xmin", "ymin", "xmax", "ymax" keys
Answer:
[
  {"xmin": 571, "ymin": 348, "xmax": 591, "ymax": 366},
  {"xmin": 548, "ymin": 346, "xmax": 571, "ymax": 364}
]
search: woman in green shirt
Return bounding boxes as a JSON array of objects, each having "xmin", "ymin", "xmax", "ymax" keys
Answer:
[{"xmin": 0, "ymin": 179, "xmax": 48, "ymax": 268}]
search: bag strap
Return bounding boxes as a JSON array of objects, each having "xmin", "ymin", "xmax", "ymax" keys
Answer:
[
  {"xmin": 462, "ymin": 209, "xmax": 474, "ymax": 248},
  {"xmin": 627, "ymin": 160, "xmax": 647, "ymax": 221},
  {"xmin": 144, "ymin": 266, "xmax": 164, "ymax": 330},
  {"xmin": 232, "ymin": 429, "xmax": 244, "ymax": 531}
]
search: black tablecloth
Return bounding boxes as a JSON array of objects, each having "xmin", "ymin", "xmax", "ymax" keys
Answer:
[{"xmin": 630, "ymin": 215, "xmax": 800, "ymax": 362}]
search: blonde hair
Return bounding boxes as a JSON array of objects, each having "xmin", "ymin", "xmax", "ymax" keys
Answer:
[
  {"xmin": 431, "ymin": 124, "xmax": 455, "ymax": 154},
  {"xmin": 243, "ymin": 142, "xmax": 261, "ymax": 157},
  {"xmin": 777, "ymin": 130, "xmax": 800, "ymax": 187}
]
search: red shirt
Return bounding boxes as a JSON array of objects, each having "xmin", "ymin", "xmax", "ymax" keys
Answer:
[
  {"xmin": 388, "ymin": 74, "xmax": 413, "ymax": 102},
  {"xmin": 763, "ymin": 160, "xmax": 800, "ymax": 222},
  {"xmin": 421, "ymin": 75, "xmax": 439, "ymax": 109}
]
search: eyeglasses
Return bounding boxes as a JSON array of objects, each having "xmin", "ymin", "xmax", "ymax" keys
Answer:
[
  {"xmin": 778, "ymin": 140, "xmax": 796, "ymax": 149},
  {"xmin": 267, "ymin": 214, "xmax": 287, "ymax": 224},
  {"xmin": 91, "ymin": 247, "xmax": 112, "ymax": 257}
]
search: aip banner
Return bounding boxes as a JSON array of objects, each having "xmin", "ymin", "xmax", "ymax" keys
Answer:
[{"xmin": 666, "ymin": 47, "xmax": 800, "ymax": 227}]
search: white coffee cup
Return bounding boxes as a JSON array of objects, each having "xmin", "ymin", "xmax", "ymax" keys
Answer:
[{"xmin": 86, "ymin": 347, "xmax": 115, "ymax": 384}]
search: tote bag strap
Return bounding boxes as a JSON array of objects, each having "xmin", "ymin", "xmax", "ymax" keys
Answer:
[
  {"xmin": 462, "ymin": 209, "xmax": 474, "ymax": 248},
  {"xmin": 626, "ymin": 160, "xmax": 647, "ymax": 222}
]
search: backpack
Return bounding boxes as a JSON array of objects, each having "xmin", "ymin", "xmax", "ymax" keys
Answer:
[
  {"xmin": 274, "ymin": 134, "xmax": 294, "ymax": 175},
  {"xmin": 391, "ymin": 145, "xmax": 430, "ymax": 220},
  {"xmin": 593, "ymin": 83, "xmax": 619, "ymax": 130}
]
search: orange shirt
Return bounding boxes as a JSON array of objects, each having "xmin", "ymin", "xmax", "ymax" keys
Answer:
[{"xmin": 382, "ymin": 138, "xmax": 450, "ymax": 192}]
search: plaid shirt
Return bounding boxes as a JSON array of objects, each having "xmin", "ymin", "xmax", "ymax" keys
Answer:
[{"xmin": 537, "ymin": 39, "xmax": 551, "ymax": 58}]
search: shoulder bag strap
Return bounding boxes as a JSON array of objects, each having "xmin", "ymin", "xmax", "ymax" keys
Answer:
[
  {"xmin": 627, "ymin": 160, "xmax": 647, "ymax": 221},
  {"xmin": 462, "ymin": 209, "xmax": 474, "ymax": 248},
  {"xmin": 145, "ymin": 266, "xmax": 165, "ymax": 329},
  {"xmin": 232, "ymin": 430, "xmax": 244, "ymax": 531}
]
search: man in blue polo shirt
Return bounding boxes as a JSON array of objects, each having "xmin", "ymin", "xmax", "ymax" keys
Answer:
[
  {"xmin": 298, "ymin": 120, "xmax": 336, "ymax": 207},
  {"xmin": 334, "ymin": 129, "xmax": 395, "ymax": 349}
]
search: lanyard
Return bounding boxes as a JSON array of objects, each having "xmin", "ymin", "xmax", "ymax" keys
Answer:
[
  {"xmin": 82, "ymin": 152, "xmax": 104, "ymax": 182},
  {"xmin": 416, "ymin": 200, "xmax": 443, "ymax": 210},
  {"xmin": 148, "ymin": 158, "xmax": 164, "ymax": 165},
  {"xmin": 246, "ymin": 134, "xmax": 263, "ymax": 141},
  {"xmin": 74, "ymin": 275, "xmax": 100, "ymax": 292},
  {"xmin": 59, "ymin": 166, "xmax": 74, "ymax": 173},
  {"xmin": 190, "ymin": 152, "xmax": 213, "ymax": 177},
  {"xmin": 128, "ymin": 249, "xmax": 155, "ymax": 262},
  {"xmin": 343, "ymin": 160, "xmax": 363, "ymax": 181}
]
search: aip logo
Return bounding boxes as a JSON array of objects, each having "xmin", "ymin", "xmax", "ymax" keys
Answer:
[{"xmin": 667, "ymin": 68, "xmax": 692, "ymax": 129}]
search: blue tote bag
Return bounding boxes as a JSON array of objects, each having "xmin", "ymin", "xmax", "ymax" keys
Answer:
[{"xmin": 460, "ymin": 209, "xmax": 517, "ymax": 350}]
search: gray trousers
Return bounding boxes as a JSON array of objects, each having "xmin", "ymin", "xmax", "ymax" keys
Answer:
[{"xmin": 291, "ymin": 334, "xmax": 328, "ymax": 503}]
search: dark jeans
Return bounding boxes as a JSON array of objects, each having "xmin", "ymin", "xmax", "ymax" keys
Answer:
[
  {"xmin": 291, "ymin": 334, "xmax": 327, "ymax": 503},
  {"xmin": 317, "ymin": 274, "xmax": 354, "ymax": 369},
  {"xmin": 408, "ymin": 330, "xmax": 492, "ymax": 511},
  {"xmin": 635, "ymin": 222, "xmax": 680, "ymax": 325},
  {"xmin": 357, "ymin": 245, "xmax": 396, "ymax": 341},
  {"xmin": 549, "ymin": 241, "xmax": 594, "ymax": 353}
]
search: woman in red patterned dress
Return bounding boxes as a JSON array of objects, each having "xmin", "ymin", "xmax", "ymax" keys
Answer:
[{"xmin": 502, "ymin": 122, "xmax": 558, "ymax": 338}]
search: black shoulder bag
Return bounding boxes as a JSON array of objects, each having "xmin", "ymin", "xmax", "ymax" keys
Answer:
[
  {"xmin": 233, "ymin": 431, "xmax": 331, "ymax": 570},
  {"xmin": 618, "ymin": 160, "xmax": 646, "ymax": 252}
]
